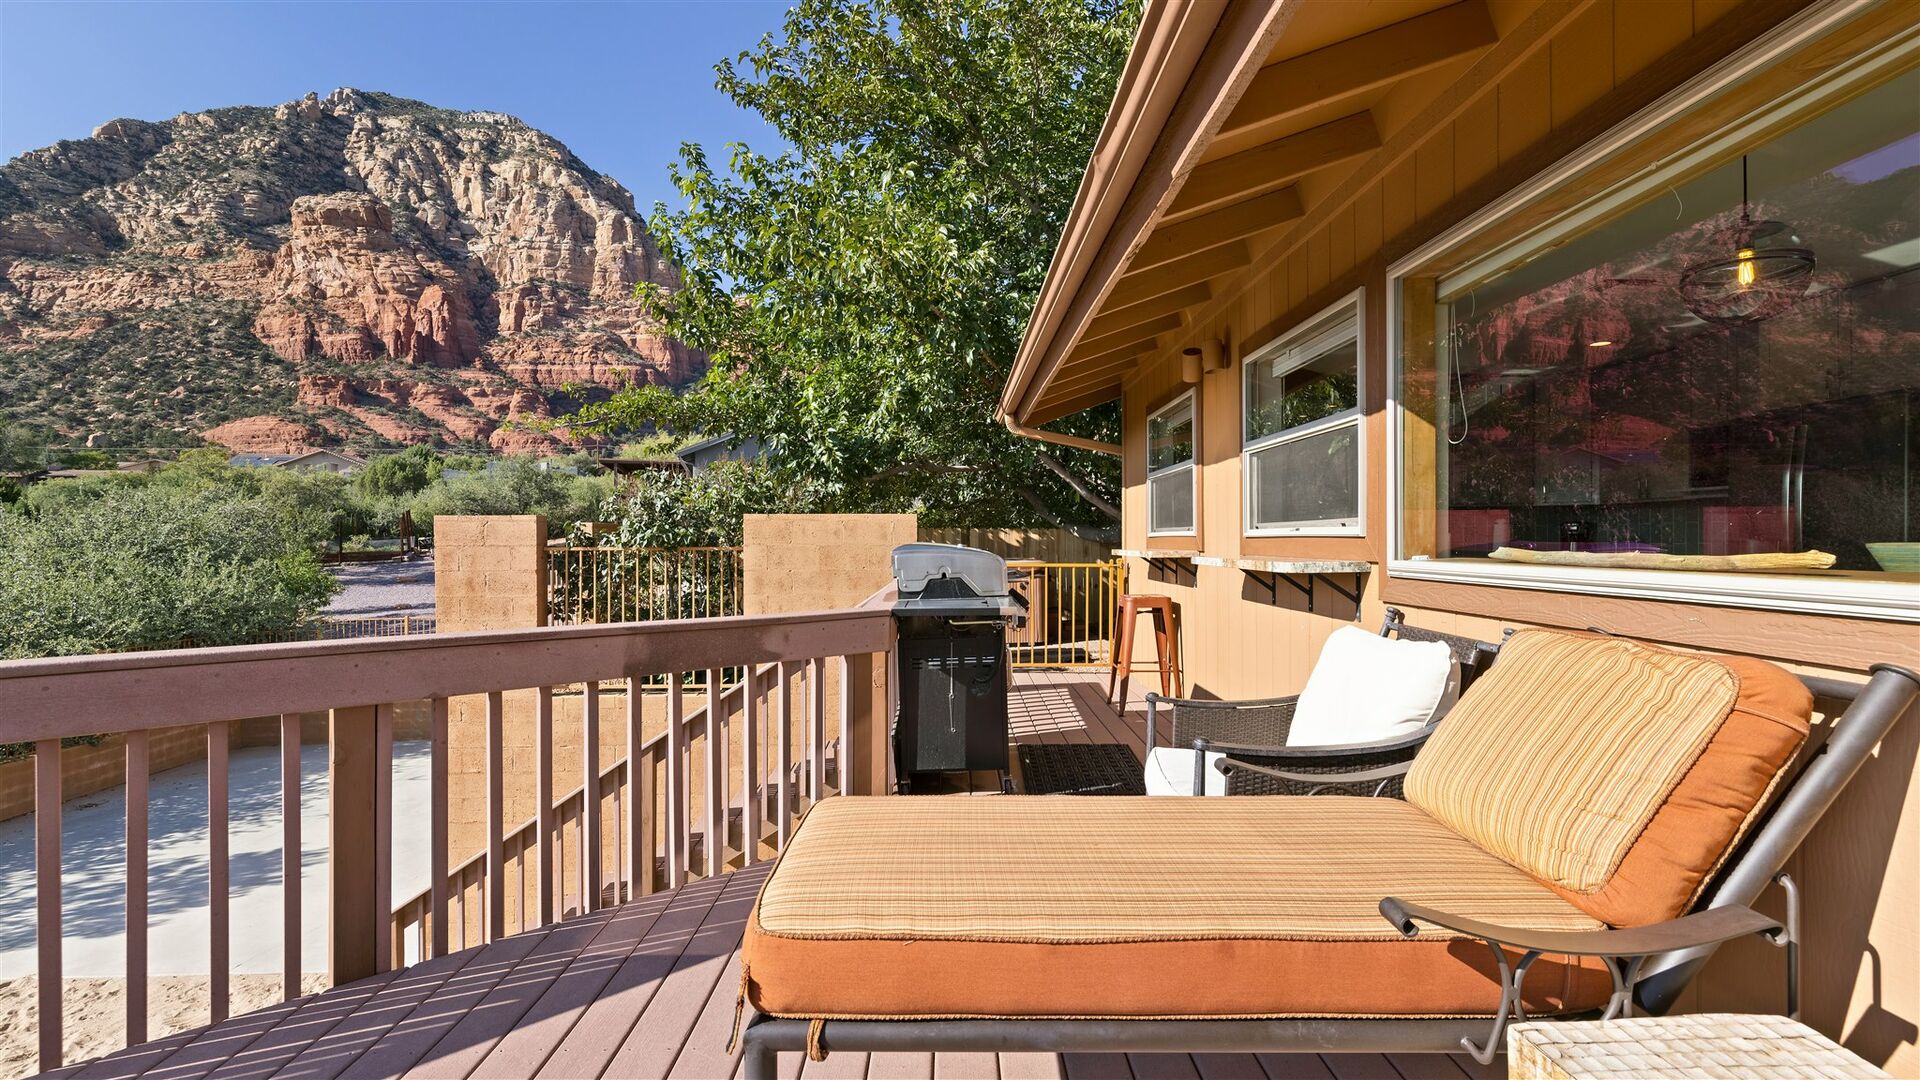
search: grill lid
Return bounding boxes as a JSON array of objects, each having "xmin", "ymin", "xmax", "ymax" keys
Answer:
[{"xmin": 891, "ymin": 543, "xmax": 1010, "ymax": 599}]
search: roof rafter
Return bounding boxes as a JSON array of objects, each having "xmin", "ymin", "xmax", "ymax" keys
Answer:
[
  {"xmin": 1129, "ymin": 185, "xmax": 1303, "ymax": 273},
  {"xmin": 1218, "ymin": 0, "xmax": 1497, "ymax": 144},
  {"xmin": 1071, "ymin": 312, "xmax": 1183, "ymax": 360},
  {"xmin": 1079, "ymin": 282, "xmax": 1212, "ymax": 342},
  {"xmin": 1105, "ymin": 242, "xmax": 1253, "ymax": 310},
  {"xmin": 1166, "ymin": 111, "xmax": 1380, "ymax": 219}
]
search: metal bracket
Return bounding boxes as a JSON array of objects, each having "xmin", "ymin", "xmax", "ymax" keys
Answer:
[{"xmin": 1241, "ymin": 569, "xmax": 1366, "ymax": 619}]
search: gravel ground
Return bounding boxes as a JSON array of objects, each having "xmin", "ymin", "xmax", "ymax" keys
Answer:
[{"xmin": 324, "ymin": 555, "xmax": 435, "ymax": 618}]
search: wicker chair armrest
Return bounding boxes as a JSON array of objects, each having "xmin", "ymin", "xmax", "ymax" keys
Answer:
[
  {"xmin": 1379, "ymin": 898, "xmax": 1781, "ymax": 957},
  {"xmin": 1145, "ymin": 693, "xmax": 1303, "ymax": 709},
  {"xmin": 1214, "ymin": 757, "xmax": 1414, "ymax": 790},
  {"xmin": 1194, "ymin": 727, "xmax": 1433, "ymax": 762}
]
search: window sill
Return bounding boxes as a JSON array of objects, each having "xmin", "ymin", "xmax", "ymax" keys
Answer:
[{"xmin": 1387, "ymin": 558, "xmax": 1920, "ymax": 623}]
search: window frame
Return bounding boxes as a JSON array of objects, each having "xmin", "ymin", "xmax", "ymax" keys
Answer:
[
  {"xmin": 1145, "ymin": 388, "xmax": 1199, "ymax": 538},
  {"xmin": 1241, "ymin": 288, "xmax": 1366, "ymax": 538},
  {"xmin": 1384, "ymin": 10, "xmax": 1920, "ymax": 623}
]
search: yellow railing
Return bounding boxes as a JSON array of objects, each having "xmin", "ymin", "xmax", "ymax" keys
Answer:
[{"xmin": 1006, "ymin": 558, "xmax": 1126, "ymax": 669}]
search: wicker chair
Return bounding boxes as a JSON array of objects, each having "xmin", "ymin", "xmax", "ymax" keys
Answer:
[{"xmin": 1143, "ymin": 608, "xmax": 1502, "ymax": 797}]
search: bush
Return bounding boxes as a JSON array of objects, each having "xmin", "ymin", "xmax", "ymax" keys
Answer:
[{"xmin": 0, "ymin": 484, "xmax": 338, "ymax": 659}]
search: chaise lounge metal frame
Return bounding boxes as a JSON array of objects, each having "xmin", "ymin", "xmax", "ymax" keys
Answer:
[{"xmin": 740, "ymin": 662, "xmax": 1920, "ymax": 1076}]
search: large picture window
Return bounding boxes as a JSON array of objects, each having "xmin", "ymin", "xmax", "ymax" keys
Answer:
[
  {"xmin": 1147, "ymin": 391, "xmax": 1197, "ymax": 536},
  {"xmin": 1393, "ymin": 54, "xmax": 1918, "ymax": 619},
  {"xmin": 1244, "ymin": 294, "xmax": 1363, "ymax": 534}
]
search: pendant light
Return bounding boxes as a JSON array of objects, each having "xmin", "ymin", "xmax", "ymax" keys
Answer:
[{"xmin": 1679, "ymin": 155, "xmax": 1816, "ymax": 324}]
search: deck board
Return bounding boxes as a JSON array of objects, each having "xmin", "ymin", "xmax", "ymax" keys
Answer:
[{"xmin": 53, "ymin": 671, "xmax": 1507, "ymax": 1080}]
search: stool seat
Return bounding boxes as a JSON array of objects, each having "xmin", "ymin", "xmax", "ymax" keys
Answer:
[{"xmin": 1109, "ymin": 594, "xmax": 1183, "ymax": 706}]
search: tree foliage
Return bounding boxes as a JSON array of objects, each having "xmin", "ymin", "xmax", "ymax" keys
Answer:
[
  {"xmin": 567, "ymin": 0, "xmax": 1137, "ymax": 527},
  {"xmin": 0, "ymin": 484, "xmax": 338, "ymax": 659},
  {"xmin": 588, "ymin": 461, "xmax": 811, "ymax": 549}
]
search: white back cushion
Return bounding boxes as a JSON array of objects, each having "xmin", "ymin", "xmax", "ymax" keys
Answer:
[
  {"xmin": 1285, "ymin": 625, "xmax": 1453, "ymax": 747},
  {"xmin": 1143, "ymin": 746, "xmax": 1227, "ymax": 796}
]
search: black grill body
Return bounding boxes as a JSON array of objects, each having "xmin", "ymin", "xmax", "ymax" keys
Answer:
[{"xmin": 889, "ymin": 544, "xmax": 1022, "ymax": 793}]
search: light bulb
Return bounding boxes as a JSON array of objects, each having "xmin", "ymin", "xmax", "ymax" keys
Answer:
[{"xmin": 1736, "ymin": 248, "xmax": 1756, "ymax": 288}]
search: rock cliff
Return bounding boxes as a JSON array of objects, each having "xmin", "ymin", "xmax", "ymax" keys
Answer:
[{"xmin": 0, "ymin": 89, "xmax": 701, "ymax": 452}]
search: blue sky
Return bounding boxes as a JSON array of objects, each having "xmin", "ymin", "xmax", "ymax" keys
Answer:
[{"xmin": 0, "ymin": 0, "xmax": 792, "ymax": 213}]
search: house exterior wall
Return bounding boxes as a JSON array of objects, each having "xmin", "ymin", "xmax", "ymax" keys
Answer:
[{"xmin": 1111, "ymin": 3, "xmax": 1920, "ymax": 1071}]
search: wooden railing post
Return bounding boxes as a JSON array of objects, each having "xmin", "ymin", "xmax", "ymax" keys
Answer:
[
  {"xmin": 328, "ymin": 705, "xmax": 379, "ymax": 985},
  {"xmin": 845, "ymin": 651, "xmax": 891, "ymax": 796}
]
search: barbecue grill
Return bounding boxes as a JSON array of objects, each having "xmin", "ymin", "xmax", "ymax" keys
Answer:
[{"xmin": 890, "ymin": 544, "xmax": 1025, "ymax": 793}]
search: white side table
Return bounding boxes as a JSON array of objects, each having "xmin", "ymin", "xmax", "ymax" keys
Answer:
[{"xmin": 1509, "ymin": 1014, "xmax": 1891, "ymax": 1079}]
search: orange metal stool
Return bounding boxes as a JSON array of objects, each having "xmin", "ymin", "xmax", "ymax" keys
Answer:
[{"xmin": 1108, "ymin": 594, "xmax": 1183, "ymax": 706}]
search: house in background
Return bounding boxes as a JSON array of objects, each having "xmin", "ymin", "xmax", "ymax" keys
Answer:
[
  {"xmin": 227, "ymin": 448, "xmax": 365, "ymax": 474},
  {"xmin": 676, "ymin": 432, "xmax": 762, "ymax": 473},
  {"xmin": 1000, "ymin": 0, "xmax": 1919, "ymax": 1071}
]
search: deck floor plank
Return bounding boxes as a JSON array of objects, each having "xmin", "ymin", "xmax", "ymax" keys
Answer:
[
  {"xmin": 205, "ymin": 968, "xmax": 412, "ymax": 1080},
  {"xmin": 533, "ymin": 872, "xmax": 733, "ymax": 1078},
  {"xmin": 1063, "ymin": 1052, "xmax": 1133, "ymax": 1079},
  {"xmin": 1128, "ymin": 1054, "xmax": 1202, "ymax": 1080},
  {"xmin": 338, "ymin": 919, "xmax": 556, "ymax": 1079},
  {"xmin": 934, "ymin": 1051, "xmax": 1002, "ymax": 1079},
  {"xmin": 595, "ymin": 867, "xmax": 763, "ymax": 1078},
  {"xmin": 400, "ymin": 901, "xmax": 627, "ymax": 1077},
  {"xmin": 867, "ymin": 1051, "xmax": 936, "ymax": 1079},
  {"xmin": 662, "ymin": 937, "xmax": 750, "ymax": 1079},
  {"xmin": 998, "ymin": 1052, "xmax": 1066, "ymax": 1080},
  {"xmin": 471, "ymin": 887, "xmax": 682, "ymax": 1078},
  {"xmin": 275, "ymin": 949, "xmax": 485, "ymax": 1080}
]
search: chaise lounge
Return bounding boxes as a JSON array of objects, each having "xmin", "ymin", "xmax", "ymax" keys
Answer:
[{"xmin": 732, "ymin": 628, "xmax": 1920, "ymax": 1074}]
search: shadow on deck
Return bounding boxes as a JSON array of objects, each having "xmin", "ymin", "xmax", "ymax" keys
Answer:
[{"xmin": 52, "ymin": 672, "xmax": 1500, "ymax": 1080}]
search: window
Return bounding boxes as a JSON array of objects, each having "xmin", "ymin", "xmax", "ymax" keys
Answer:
[
  {"xmin": 1244, "ymin": 293, "xmax": 1363, "ymax": 534},
  {"xmin": 1147, "ymin": 391, "xmax": 1196, "ymax": 535},
  {"xmin": 1391, "ymin": 44, "xmax": 1919, "ymax": 620}
]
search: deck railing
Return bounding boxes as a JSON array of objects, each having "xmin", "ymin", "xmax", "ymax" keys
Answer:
[
  {"xmin": 546, "ymin": 545, "xmax": 744, "ymax": 625},
  {"xmin": 1007, "ymin": 559, "xmax": 1126, "ymax": 669},
  {"xmin": 0, "ymin": 605, "xmax": 893, "ymax": 1072}
]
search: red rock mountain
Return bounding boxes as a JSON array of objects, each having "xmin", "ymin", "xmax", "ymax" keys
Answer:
[{"xmin": 0, "ymin": 89, "xmax": 702, "ymax": 453}]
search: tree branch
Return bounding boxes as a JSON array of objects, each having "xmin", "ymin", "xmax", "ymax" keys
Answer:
[
  {"xmin": 1017, "ymin": 487, "xmax": 1070, "ymax": 528},
  {"xmin": 1033, "ymin": 448, "xmax": 1119, "ymax": 522}
]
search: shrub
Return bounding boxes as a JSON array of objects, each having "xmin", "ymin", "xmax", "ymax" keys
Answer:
[
  {"xmin": 0, "ymin": 484, "xmax": 338, "ymax": 659},
  {"xmin": 406, "ymin": 456, "xmax": 613, "ymax": 538}
]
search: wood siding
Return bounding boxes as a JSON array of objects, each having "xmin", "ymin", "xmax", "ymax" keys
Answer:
[{"xmin": 1110, "ymin": 3, "xmax": 1919, "ymax": 1072}]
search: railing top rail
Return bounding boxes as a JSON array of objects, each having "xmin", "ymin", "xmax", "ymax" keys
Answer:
[
  {"xmin": 550, "ymin": 545, "xmax": 744, "ymax": 554},
  {"xmin": 0, "ymin": 607, "xmax": 891, "ymax": 742}
]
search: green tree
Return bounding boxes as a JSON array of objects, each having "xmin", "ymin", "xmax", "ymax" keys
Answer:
[
  {"xmin": 355, "ymin": 444, "xmax": 443, "ymax": 500},
  {"xmin": 592, "ymin": 460, "xmax": 812, "ymax": 548},
  {"xmin": 0, "ymin": 420, "xmax": 47, "ymax": 472},
  {"xmin": 566, "ymin": 0, "xmax": 1135, "ymax": 527}
]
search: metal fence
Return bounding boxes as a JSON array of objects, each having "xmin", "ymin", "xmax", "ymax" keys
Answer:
[
  {"xmin": 1005, "ymin": 559, "xmax": 1126, "ymax": 669},
  {"xmin": 546, "ymin": 546, "xmax": 745, "ymax": 626}
]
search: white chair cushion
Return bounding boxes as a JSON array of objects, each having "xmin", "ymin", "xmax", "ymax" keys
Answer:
[
  {"xmin": 1143, "ymin": 746, "xmax": 1227, "ymax": 796},
  {"xmin": 1285, "ymin": 625, "xmax": 1453, "ymax": 748}
]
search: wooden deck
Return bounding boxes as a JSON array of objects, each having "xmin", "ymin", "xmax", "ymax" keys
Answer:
[{"xmin": 50, "ymin": 672, "xmax": 1501, "ymax": 1080}]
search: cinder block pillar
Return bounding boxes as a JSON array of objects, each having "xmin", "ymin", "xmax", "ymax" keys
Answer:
[
  {"xmin": 743, "ymin": 514, "xmax": 914, "ymax": 799},
  {"xmin": 433, "ymin": 516, "xmax": 549, "ymax": 896},
  {"xmin": 433, "ymin": 515, "xmax": 548, "ymax": 632}
]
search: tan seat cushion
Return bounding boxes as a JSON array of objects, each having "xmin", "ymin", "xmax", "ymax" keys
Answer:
[
  {"xmin": 1405, "ymin": 629, "xmax": 1811, "ymax": 926},
  {"xmin": 744, "ymin": 796, "xmax": 1613, "ymax": 1021}
]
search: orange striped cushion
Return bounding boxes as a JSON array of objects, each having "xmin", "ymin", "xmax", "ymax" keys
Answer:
[{"xmin": 1406, "ymin": 629, "xmax": 1810, "ymax": 925}]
